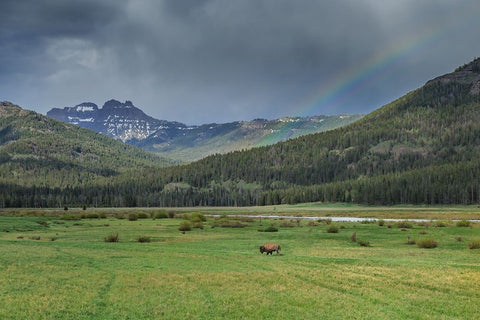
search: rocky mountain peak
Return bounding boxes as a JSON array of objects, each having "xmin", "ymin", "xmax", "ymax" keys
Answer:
[{"xmin": 426, "ymin": 57, "xmax": 480, "ymax": 94}]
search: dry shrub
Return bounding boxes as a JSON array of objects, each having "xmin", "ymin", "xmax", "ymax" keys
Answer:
[
  {"xmin": 417, "ymin": 238, "xmax": 438, "ymax": 248},
  {"xmin": 137, "ymin": 236, "xmax": 151, "ymax": 243},
  {"xmin": 179, "ymin": 221, "xmax": 192, "ymax": 232},
  {"xmin": 357, "ymin": 239, "xmax": 370, "ymax": 247},
  {"xmin": 327, "ymin": 224, "xmax": 339, "ymax": 233},
  {"xmin": 350, "ymin": 232, "xmax": 357, "ymax": 243},
  {"xmin": 104, "ymin": 233, "xmax": 119, "ymax": 242},
  {"xmin": 456, "ymin": 219, "xmax": 471, "ymax": 227},
  {"xmin": 468, "ymin": 238, "xmax": 480, "ymax": 249},
  {"xmin": 397, "ymin": 221, "xmax": 413, "ymax": 229}
]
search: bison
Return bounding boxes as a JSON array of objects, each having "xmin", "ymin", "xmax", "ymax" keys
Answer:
[{"xmin": 260, "ymin": 242, "xmax": 281, "ymax": 255}]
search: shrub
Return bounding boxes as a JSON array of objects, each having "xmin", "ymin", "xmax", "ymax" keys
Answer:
[
  {"xmin": 263, "ymin": 226, "xmax": 278, "ymax": 232},
  {"xmin": 167, "ymin": 210, "xmax": 175, "ymax": 218},
  {"xmin": 82, "ymin": 205, "xmax": 87, "ymax": 210},
  {"xmin": 435, "ymin": 221, "xmax": 447, "ymax": 228},
  {"xmin": 137, "ymin": 212, "xmax": 149, "ymax": 219},
  {"xmin": 327, "ymin": 224, "xmax": 339, "ymax": 233},
  {"xmin": 137, "ymin": 236, "xmax": 151, "ymax": 243},
  {"xmin": 419, "ymin": 230, "xmax": 428, "ymax": 235},
  {"xmin": 85, "ymin": 213, "xmax": 99, "ymax": 219},
  {"xmin": 307, "ymin": 221, "xmax": 318, "ymax": 227},
  {"xmin": 456, "ymin": 219, "xmax": 471, "ymax": 227},
  {"xmin": 417, "ymin": 238, "xmax": 438, "ymax": 248},
  {"xmin": 179, "ymin": 221, "xmax": 192, "ymax": 232},
  {"xmin": 406, "ymin": 236, "xmax": 416, "ymax": 245},
  {"xmin": 193, "ymin": 221, "xmax": 204, "ymax": 229},
  {"xmin": 357, "ymin": 239, "xmax": 370, "ymax": 247},
  {"xmin": 350, "ymin": 232, "xmax": 357, "ymax": 243},
  {"xmin": 99, "ymin": 213, "xmax": 107, "ymax": 219},
  {"xmin": 318, "ymin": 218, "xmax": 332, "ymax": 225},
  {"xmin": 50, "ymin": 236, "xmax": 58, "ymax": 241},
  {"xmin": 378, "ymin": 219, "xmax": 385, "ymax": 227},
  {"xmin": 468, "ymin": 238, "xmax": 480, "ymax": 249},
  {"xmin": 191, "ymin": 213, "xmax": 206, "ymax": 222},
  {"xmin": 29, "ymin": 236, "xmax": 41, "ymax": 240},
  {"xmin": 104, "ymin": 233, "xmax": 119, "ymax": 242},
  {"xmin": 128, "ymin": 213, "xmax": 138, "ymax": 221},
  {"xmin": 456, "ymin": 236, "xmax": 463, "ymax": 242},
  {"xmin": 397, "ymin": 221, "xmax": 413, "ymax": 229},
  {"xmin": 155, "ymin": 210, "xmax": 168, "ymax": 219}
]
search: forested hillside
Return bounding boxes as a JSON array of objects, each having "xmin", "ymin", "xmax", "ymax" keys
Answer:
[
  {"xmin": 0, "ymin": 102, "xmax": 170, "ymax": 206},
  {"xmin": 2, "ymin": 58, "xmax": 480, "ymax": 207}
]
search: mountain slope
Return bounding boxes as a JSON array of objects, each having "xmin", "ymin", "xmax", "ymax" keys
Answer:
[
  {"xmin": 47, "ymin": 100, "xmax": 363, "ymax": 162},
  {"xmin": 3, "ymin": 57, "xmax": 480, "ymax": 207},
  {"xmin": 140, "ymin": 114, "xmax": 363, "ymax": 161},
  {"xmin": 108, "ymin": 57, "xmax": 480, "ymax": 206},
  {"xmin": 0, "ymin": 102, "xmax": 170, "ymax": 191}
]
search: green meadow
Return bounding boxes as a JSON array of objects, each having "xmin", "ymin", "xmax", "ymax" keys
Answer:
[{"xmin": 1, "ymin": 207, "xmax": 480, "ymax": 319}]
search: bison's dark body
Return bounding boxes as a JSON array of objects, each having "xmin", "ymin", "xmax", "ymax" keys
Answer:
[{"xmin": 260, "ymin": 242, "xmax": 281, "ymax": 255}]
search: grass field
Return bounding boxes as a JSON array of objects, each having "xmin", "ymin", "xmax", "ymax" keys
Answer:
[{"xmin": 1, "ymin": 208, "xmax": 480, "ymax": 319}]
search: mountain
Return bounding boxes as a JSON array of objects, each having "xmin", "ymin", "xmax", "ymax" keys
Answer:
[
  {"xmin": 47, "ymin": 99, "xmax": 185, "ymax": 143},
  {"xmin": 3, "ymin": 57, "xmax": 480, "ymax": 208},
  {"xmin": 94, "ymin": 56, "xmax": 480, "ymax": 207},
  {"xmin": 47, "ymin": 100, "xmax": 363, "ymax": 162},
  {"xmin": 0, "ymin": 101, "xmax": 170, "ymax": 198}
]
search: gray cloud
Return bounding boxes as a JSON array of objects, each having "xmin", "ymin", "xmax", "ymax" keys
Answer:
[{"xmin": 1, "ymin": 0, "xmax": 480, "ymax": 124}]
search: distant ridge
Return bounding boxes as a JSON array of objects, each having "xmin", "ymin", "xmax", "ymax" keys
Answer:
[
  {"xmin": 47, "ymin": 100, "xmax": 364, "ymax": 162},
  {"xmin": 0, "ymin": 101, "xmax": 170, "ymax": 195}
]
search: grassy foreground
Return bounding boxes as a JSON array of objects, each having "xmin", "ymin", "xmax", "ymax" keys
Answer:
[{"xmin": 1, "ymin": 210, "xmax": 480, "ymax": 319}]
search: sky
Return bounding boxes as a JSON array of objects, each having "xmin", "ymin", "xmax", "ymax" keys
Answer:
[{"xmin": 1, "ymin": 0, "xmax": 480, "ymax": 125}]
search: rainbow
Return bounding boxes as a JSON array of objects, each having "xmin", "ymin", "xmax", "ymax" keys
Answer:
[{"xmin": 293, "ymin": 13, "xmax": 476, "ymax": 117}]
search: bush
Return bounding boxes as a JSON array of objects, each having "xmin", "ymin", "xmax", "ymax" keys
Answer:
[
  {"xmin": 128, "ymin": 213, "xmax": 138, "ymax": 221},
  {"xmin": 263, "ymin": 226, "xmax": 278, "ymax": 232},
  {"xmin": 155, "ymin": 210, "xmax": 168, "ymax": 219},
  {"xmin": 318, "ymin": 218, "xmax": 332, "ymax": 225},
  {"xmin": 307, "ymin": 221, "xmax": 319, "ymax": 227},
  {"xmin": 456, "ymin": 219, "xmax": 471, "ymax": 227},
  {"xmin": 137, "ymin": 212, "xmax": 149, "ymax": 219},
  {"xmin": 327, "ymin": 224, "xmax": 339, "ymax": 233},
  {"xmin": 406, "ymin": 236, "xmax": 416, "ymax": 245},
  {"xmin": 104, "ymin": 233, "xmax": 119, "ymax": 242},
  {"xmin": 378, "ymin": 219, "xmax": 385, "ymax": 227},
  {"xmin": 456, "ymin": 236, "xmax": 463, "ymax": 242},
  {"xmin": 191, "ymin": 213, "xmax": 206, "ymax": 222},
  {"xmin": 434, "ymin": 221, "xmax": 447, "ymax": 228},
  {"xmin": 137, "ymin": 236, "xmax": 151, "ymax": 243},
  {"xmin": 350, "ymin": 232, "xmax": 357, "ymax": 243},
  {"xmin": 396, "ymin": 221, "xmax": 413, "ymax": 229},
  {"xmin": 179, "ymin": 221, "xmax": 192, "ymax": 232},
  {"xmin": 167, "ymin": 210, "xmax": 175, "ymax": 218},
  {"xmin": 417, "ymin": 238, "xmax": 438, "ymax": 248},
  {"xmin": 357, "ymin": 239, "xmax": 370, "ymax": 247},
  {"xmin": 85, "ymin": 213, "xmax": 99, "ymax": 219},
  {"xmin": 193, "ymin": 221, "xmax": 204, "ymax": 229},
  {"xmin": 468, "ymin": 238, "xmax": 480, "ymax": 249}
]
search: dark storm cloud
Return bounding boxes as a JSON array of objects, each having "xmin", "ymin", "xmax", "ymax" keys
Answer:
[{"xmin": 1, "ymin": 0, "xmax": 480, "ymax": 124}]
